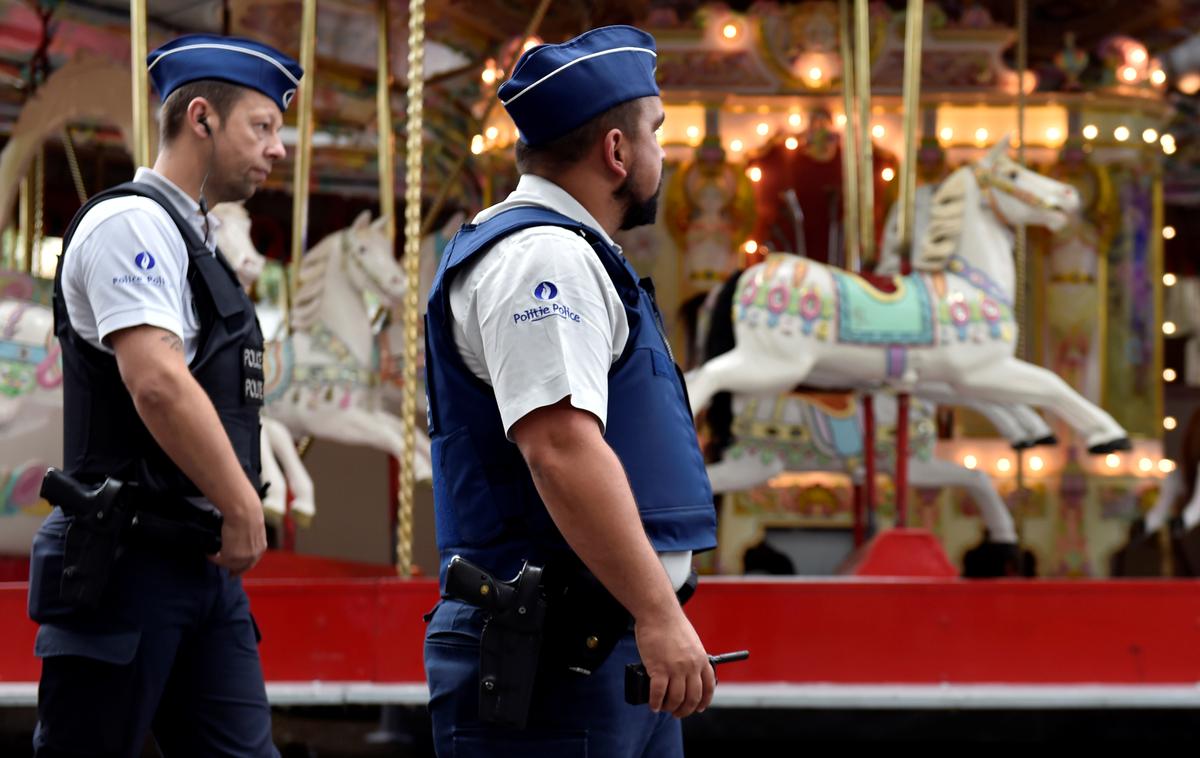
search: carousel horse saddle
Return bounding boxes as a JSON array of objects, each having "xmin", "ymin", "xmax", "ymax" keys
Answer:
[{"xmin": 832, "ymin": 271, "xmax": 935, "ymax": 346}]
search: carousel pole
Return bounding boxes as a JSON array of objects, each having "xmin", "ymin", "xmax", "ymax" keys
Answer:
[
  {"xmin": 397, "ymin": 0, "xmax": 425, "ymax": 578},
  {"xmin": 852, "ymin": 0, "xmax": 877, "ymax": 531},
  {"xmin": 283, "ymin": 0, "xmax": 318, "ymax": 552},
  {"xmin": 130, "ymin": 0, "xmax": 151, "ymax": 169},
  {"xmin": 892, "ymin": 0, "xmax": 924, "ymax": 530},
  {"xmin": 1013, "ymin": 0, "xmax": 1029, "ymax": 527},
  {"xmin": 838, "ymin": 0, "xmax": 866, "ymax": 546}
]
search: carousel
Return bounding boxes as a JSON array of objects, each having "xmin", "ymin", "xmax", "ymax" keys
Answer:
[{"xmin": 1, "ymin": 0, "xmax": 1199, "ymax": 743}]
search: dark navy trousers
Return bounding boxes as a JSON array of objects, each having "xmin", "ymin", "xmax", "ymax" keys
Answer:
[
  {"xmin": 28, "ymin": 509, "xmax": 277, "ymax": 757},
  {"xmin": 424, "ymin": 598, "xmax": 683, "ymax": 758}
]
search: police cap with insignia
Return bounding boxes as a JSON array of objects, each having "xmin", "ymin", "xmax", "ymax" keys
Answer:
[
  {"xmin": 147, "ymin": 34, "xmax": 304, "ymax": 113},
  {"xmin": 499, "ymin": 25, "xmax": 659, "ymax": 147}
]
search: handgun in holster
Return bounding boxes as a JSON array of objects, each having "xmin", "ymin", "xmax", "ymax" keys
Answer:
[
  {"xmin": 40, "ymin": 468, "xmax": 224, "ymax": 611},
  {"xmin": 444, "ymin": 555, "xmax": 546, "ymax": 729}
]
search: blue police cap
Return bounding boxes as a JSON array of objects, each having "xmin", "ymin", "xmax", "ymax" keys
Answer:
[
  {"xmin": 147, "ymin": 34, "xmax": 304, "ymax": 113},
  {"xmin": 499, "ymin": 25, "xmax": 659, "ymax": 147}
]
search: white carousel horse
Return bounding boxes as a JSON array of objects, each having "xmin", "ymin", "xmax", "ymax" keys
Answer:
[
  {"xmin": 263, "ymin": 210, "xmax": 433, "ymax": 480},
  {"xmin": 1143, "ymin": 465, "xmax": 1200, "ymax": 535},
  {"xmin": 211, "ymin": 203, "xmax": 315, "ymax": 522},
  {"xmin": 686, "ymin": 140, "xmax": 1130, "ymax": 454}
]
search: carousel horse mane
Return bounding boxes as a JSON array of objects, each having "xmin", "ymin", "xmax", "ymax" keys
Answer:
[
  {"xmin": 290, "ymin": 229, "xmax": 338, "ymax": 331},
  {"xmin": 913, "ymin": 167, "xmax": 971, "ymax": 272}
]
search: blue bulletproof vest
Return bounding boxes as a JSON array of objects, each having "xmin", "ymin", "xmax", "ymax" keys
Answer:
[
  {"xmin": 425, "ymin": 206, "xmax": 717, "ymax": 584},
  {"xmin": 52, "ymin": 182, "xmax": 264, "ymax": 496}
]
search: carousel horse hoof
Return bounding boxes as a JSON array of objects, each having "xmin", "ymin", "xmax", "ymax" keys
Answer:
[
  {"xmin": 962, "ymin": 541, "xmax": 1034, "ymax": 578},
  {"xmin": 1010, "ymin": 439, "xmax": 1036, "ymax": 451},
  {"xmin": 1087, "ymin": 436, "xmax": 1132, "ymax": 455},
  {"xmin": 1031, "ymin": 434, "xmax": 1058, "ymax": 448}
]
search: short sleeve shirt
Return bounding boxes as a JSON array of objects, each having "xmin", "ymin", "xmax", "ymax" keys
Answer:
[
  {"xmin": 448, "ymin": 175, "xmax": 630, "ymax": 437},
  {"xmin": 60, "ymin": 168, "xmax": 221, "ymax": 364}
]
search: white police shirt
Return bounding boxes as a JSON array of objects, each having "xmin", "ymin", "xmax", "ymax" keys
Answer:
[
  {"xmin": 61, "ymin": 168, "xmax": 220, "ymax": 365},
  {"xmin": 449, "ymin": 174, "xmax": 691, "ymax": 590}
]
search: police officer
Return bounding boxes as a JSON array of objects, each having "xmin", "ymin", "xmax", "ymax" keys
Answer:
[
  {"xmin": 424, "ymin": 25, "xmax": 719, "ymax": 757},
  {"xmin": 26, "ymin": 35, "xmax": 301, "ymax": 756}
]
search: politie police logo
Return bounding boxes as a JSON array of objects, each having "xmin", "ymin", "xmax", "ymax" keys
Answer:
[
  {"xmin": 533, "ymin": 281, "xmax": 558, "ymax": 301},
  {"xmin": 513, "ymin": 280, "xmax": 581, "ymax": 326},
  {"xmin": 134, "ymin": 251, "xmax": 156, "ymax": 270}
]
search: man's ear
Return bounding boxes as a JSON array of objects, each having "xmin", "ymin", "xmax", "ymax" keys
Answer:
[
  {"xmin": 186, "ymin": 97, "xmax": 215, "ymax": 139},
  {"xmin": 603, "ymin": 128, "xmax": 629, "ymax": 182}
]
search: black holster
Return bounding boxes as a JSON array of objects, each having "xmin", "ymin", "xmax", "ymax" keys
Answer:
[
  {"xmin": 445, "ymin": 556, "xmax": 546, "ymax": 728},
  {"xmin": 40, "ymin": 468, "xmax": 223, "ymax": 611}
]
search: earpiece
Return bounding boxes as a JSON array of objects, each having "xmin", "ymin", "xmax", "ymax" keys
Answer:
[{"xmin": 199, "ymin": 115, "xmax": 212, "ymax": 136}]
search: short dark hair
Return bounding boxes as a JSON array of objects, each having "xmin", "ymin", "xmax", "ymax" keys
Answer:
[
  {"xmin": 514, "ymin": 98, "xmax": 646, "ymax": 175},
  {"xmin": 159, "ymin": 79, "xmax": 245, "ymax": 144}
]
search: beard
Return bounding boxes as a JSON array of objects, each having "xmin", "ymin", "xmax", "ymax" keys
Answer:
[{"xmin": 614, "ymin": 168, "xmax": 663, "ymax": 231}]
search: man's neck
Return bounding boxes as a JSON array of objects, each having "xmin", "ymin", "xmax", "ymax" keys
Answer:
[
  {"xmin": 151, "ymin": 147, "xmax": 205, "ymax": 204},
  {"xmin": 548, "ymin": 169, "xmax": 620, "ymax": 238}
]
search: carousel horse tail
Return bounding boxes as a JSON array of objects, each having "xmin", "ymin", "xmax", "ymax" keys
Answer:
[{"xmin": 701, "ymin": 269, "xmax": 745, "ymax": 461}]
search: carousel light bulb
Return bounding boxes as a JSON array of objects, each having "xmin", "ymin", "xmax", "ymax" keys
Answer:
[
  {"xmin": 1164, "ymin": 416, "xmax": 1178, "ymax": 431},
  {"xmin": 1139, "ymin": 457, "xmax": 1154, "ymax": 472},
  {"xmin": 470, "ymin": 134, "xmax": 485, "ymax": 154},
  {"xmin": 686, "ymin": 125, "xmax": 701, "ymax": 140},
  {"xmin": 1164, "ymin": 273, "xmax": 1178, "ymax": 286},
  {"xmin": 1151, "ymin": 69, "xmax": 1166, "ymax": 86},
  {"xmin": 744, "ymin": 239, "xmax": 759, "ymax": 254},
  {"xmin": 939, "ymin": 126, "xmax": 954, "ymax": 142},
  {"xmin": 485, "ymin": 126, "xmax": 499, "ymax": 140},
  {"xmin": 522, "ymin": 36, "xmax": 542, "ymax": 52},
  {"xmin": 722, "ymin": 23, "xmax": 739, "ymax": 40},
  {"xmin": 1164, "ymin": 368, "xmax": 1178, "ymax": 382},
  {"xmin": 872, "ymin": 124, "xmax": 885, "ymax": 139},
  {"xmin": 785, "ymin": 136, "xmax": 799, "ymax": 150},
  {"xmin": 1114, "ymin": 126, "xmax": 1130, "ymax": 142},
  {"xmin": 1131, "ymin": 49, "xmax": 1147, "ymax": 64},
  {"xmin": 655, "ymin": 126, "xmax": 664, "ymax": 143},
  {"xmin": 747, "ymin": 166, "xmax": 763, "ymax": 182},
  {"xmin": 1120, "ymin": 66, "xmax": 1138, "ymax": 83},
  {"xmin": 789, "ymin": 113, "xmax": 803, "ymax": 129},
  {"xmin": 757, "ymin": 122, "xmax": 770, "ymax": 137},
  {"xmin": 1046, "ymin": 127, "xmax": 1062, "ymax": 143},
  {"xmin": 481, "ymin": 67, "xmax": 497, "ymax": 85},
  {"xmin": 996, "ymin": 458, "xmax": 1012, "ymax": 473},
  {"xmin": 1029, "ymin": 455, "xmax": 1045, "ymax": 472},
  {"xmin": 975, "ymin": 127, "xmax": 989, "ymax": 144},
  {"xmin": 1083, "ymin": 124, "xmax": 1099, "ymax": 140},
  {"xmin": 1163, "ymin": 226, "xmax": 1176, "ymax": 240},
  {"xmin": 963, "ymin": 455, "xmax": 978, "ymax": 470},
  {"xmin": 1161, "ymin": 133, "xmax": 1176, "ymax": 148},
  {"xmin": 808, "ymin": 66, "xmax": 823, "ymax": 82},
  {"xmin": 881, "ymin": 167, "xmax": 895, "ymax": 182},
  {"xmin": 1160, "ymin": 459, "xmax": 1176, "ymax": 473},
  {"xmin": 1106, "ymin": 453, "xmax": 1120, "ymax": 469},
  {"xmin": 1143, "ymin": 128, "xmax": 1159, "ymax": 144},
  {"xmin": 835, "ymin": 113, "xmax": 847, "ymax": 127},
  {"xmin": 1164, "ymin": 142, "xmax": 1177, "ymax": 155},
  {"xmin": 730, "ymin": 139, "xmax": 744, "ymax": 153},
  {"xmin": 1164, "ymin": 321, "xmax": 1178, "ymax": 335}
]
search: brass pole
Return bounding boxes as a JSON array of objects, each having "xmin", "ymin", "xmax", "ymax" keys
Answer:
[
  {"xmin": 377, "ymin": 0, "xmax": 397, "ymax": 241},
  {"xmin": 1014, "ymin": 0, "xmax": 1028, "ymax": 361},
  {"xmin": 853, "ymin": 0, "xmax": 875, "ymax": 266},
  {"xmin": 130, "ymin": 0, "xmax": 151, "ymax": 168},
  {"xmin": 838, "ymin": 0, "xmax": 860, "ymax": 272},
  {"xmin": 397, "ymin": 0, "xmax": 426, "ymax": 577},
  {"xmin": 288, "ymin": 0, "xmax": 318, "ymax": 330},
  {"xmin": 896, "ymin": 0, "xmax": 923, "ymax": 262}
]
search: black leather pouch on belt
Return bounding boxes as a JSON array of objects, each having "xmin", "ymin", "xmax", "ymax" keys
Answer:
[{"xmin": 539, "ymin": 555, "xmax": 633, "ymax": 678}]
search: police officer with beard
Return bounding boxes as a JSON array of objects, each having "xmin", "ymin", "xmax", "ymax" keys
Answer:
[
  {"xmin": 27, "ymin": 35, "xmax": 301, "ymax": 756},
  {"xmin": 424, "ymin": 25, "xmax": 719, "ymax": 757}
]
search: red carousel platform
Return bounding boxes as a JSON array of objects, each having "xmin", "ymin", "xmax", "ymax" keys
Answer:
[{"xmin": 3, "ymin": 530, "xmax": 1199, "ymax": 710}]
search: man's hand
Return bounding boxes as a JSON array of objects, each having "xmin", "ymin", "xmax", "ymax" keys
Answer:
[
  {"xmin": 634, "ymin": 605, "xmax": 715, "ymax": 717},
  {"xmin": 210, "ymin": 500, "xmax": 267, "ymax": 575}
]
